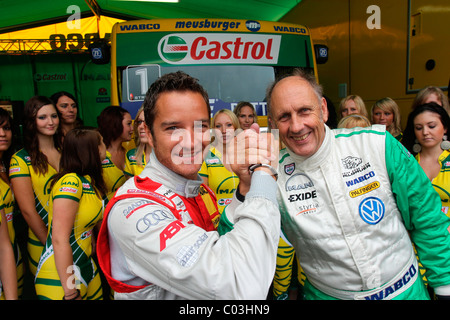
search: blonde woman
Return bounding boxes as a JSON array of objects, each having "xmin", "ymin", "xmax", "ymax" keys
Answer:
[
  {"xmin": 337, "ymin": 114, "xmax": 371, "ymax": 129},
  {"xmin": 124, "ymin": 107, "xmax": 152, "ymax": 178},
  {"xmin": 412, "ymin": 86, "xmax": 450, "ymax": 115},
  {"xmin": 339, "ymin": 95, "xmax": 368, "ymax": 119},
  {"xmin": 199, "ymin": 109, "xmax": 239, "ymax": 215},
  {"xmin": 371, "ymin": 97, "xmax": 403, "ymax": 140}
]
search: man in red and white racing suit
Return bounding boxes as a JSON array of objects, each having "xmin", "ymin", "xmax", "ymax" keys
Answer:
[
  {"xmin": 267, "ymin": 69, "xmax": 450, "ymax": 300},
  {"xmin": 97, "ymin": 71, "xmax": 280, "ymax": 300}
]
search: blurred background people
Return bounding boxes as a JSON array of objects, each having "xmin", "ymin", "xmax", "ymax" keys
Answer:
[
  {"xmin": 0, "ymin": 198, "xmax": 17, "ymax": 300},
  {"xmin": 97, "ymin": 106, "xmax": 131, "ymax": 201},
  {"xmin": 234, "ymin": 101, "xmax": 257, "ymax": 130},
  {"xmin": 339, "ymin": 95, "xmax": 368, "ymax": 119},
  {"xmin": 0, "ymin": 108, "xmax": 23, "ymax": 299},
  {"xmin": 324, "ymin": 95, "xmax": 338, "ymax": 129},
  {"xmin": 124, "ymin": 106, "xmax": 152, "ymax": 178},
  {"xmin": 50, "ymin": 91, "xmax": 83, "ymax": 140},
  {"xmin": 338, "ymin": 114, "xmax": 371, "ymax": 129},
  {"xmin": 371, "ymin": 97, "xmax": 403, "ymax": 140},
  {"xmin": 411, "ymin": 86, "xmax": 450, "ymax": 115}
]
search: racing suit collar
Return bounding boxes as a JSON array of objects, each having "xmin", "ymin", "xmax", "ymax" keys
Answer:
[
  {"xmin": 140, "ymin": 151, "xmax": 203, "ymax": 198},
  {"xmin": 285, "ymin": 125, "xmax": 331, "ymax": 170}
]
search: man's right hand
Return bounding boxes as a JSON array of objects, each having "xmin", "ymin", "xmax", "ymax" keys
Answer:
[{"xmin": 225, "ymin": 123, "xmax": 279, "ymax": 195}]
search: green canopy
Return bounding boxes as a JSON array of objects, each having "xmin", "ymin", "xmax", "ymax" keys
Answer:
[{"xmin": 0, "ymin": 0, "xmax": 301, "ymax": 33}]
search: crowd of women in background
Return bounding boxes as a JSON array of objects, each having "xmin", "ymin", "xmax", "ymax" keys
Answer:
[
  {"xmin": 0, "ymin": 85, "xmax": 449, "ymax": 300},
  {"xmin": 0, "ymin": 92, "xmax": 139, "ymax": 300},
  {"xmin": 0, "ymin": 90, "xmax": 260, "ymax": 300}
]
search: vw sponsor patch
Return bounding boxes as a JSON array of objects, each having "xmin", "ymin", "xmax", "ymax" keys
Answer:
[{"xmin": 359, "ymin": 197, "xmax": 385, "ymax": 225}]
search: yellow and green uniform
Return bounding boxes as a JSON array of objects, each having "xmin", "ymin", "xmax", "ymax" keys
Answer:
[
  {"xmin": 9, "ymin": 148, "xmax": 57, "ymax": 276},
  {"xmin": 199, "ymin": 147, "xmax": 239, "ymax": 214},
  {"xmin": 273, "ymin": 232, "xmax": 306, "ymax": 300},
  {"xmin": 416, "ymin": 150, "xmax": 450, "ymax": 218},
  {"xmin": 102, "ymin": 151, "xmax": 126, "ymax": 202},
  {"xmin": 0, "ymin": 178, "xmax": 24, "ymax": 299},
  {"xmin": 414, "ymin": 150, "xmax": 450, "ymax": 291},
  {"xmin": 35, "ymin": 173, "xmax": 103, "ymax": 300},
  {"xmin": 123, "ymin": 148, "xmax": 147, "ymax": 177},
  {"xmin": 0, "ymin": 193, "xmax": 4, "ymax": 297}
]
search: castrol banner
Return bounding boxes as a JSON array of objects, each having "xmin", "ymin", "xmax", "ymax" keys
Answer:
[
  {"xmin": 157, "ymin": 33, "xmax": 281, "ymax": 65},
  {"xmin": 114, "ymin": 19, "xmax": 313, "ymax": 68}
]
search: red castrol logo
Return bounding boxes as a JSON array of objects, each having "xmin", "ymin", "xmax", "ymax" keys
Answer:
[{"xmin": 158, "ymin": 33, "xmax": 280, "ymax": 64}]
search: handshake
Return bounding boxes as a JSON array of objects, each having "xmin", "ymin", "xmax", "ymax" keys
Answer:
[{"xmin": 224, "ymin": 123, "xmax": 279, "ymax": 193}]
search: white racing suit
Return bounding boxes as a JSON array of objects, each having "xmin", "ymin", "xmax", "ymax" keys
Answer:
[
  {"xmin": 97, "ymin": 152, "xmax": 280, "ymax": 300},
  {"xmin": 277, "ymin": 125, "xmax": 450, "ymax": 300}
]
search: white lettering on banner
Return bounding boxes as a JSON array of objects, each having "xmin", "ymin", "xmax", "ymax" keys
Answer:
[
  {"xmin": 158, "ymin": 33, "xmax": 281, "ymax": 65},
  {"xmin": 66, "ymin": 5, "xmax": 81, "ymax": 30},
  {"xmin": 366, "ymin": 5, "xmax": 381, "ymax": 29}
]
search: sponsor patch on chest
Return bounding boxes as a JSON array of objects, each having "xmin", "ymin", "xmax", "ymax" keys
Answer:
[{"xmin": 285, "ymin": 173, "xmax": 319, "ymax": 216}]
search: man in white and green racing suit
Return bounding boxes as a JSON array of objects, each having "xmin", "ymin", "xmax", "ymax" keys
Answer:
[
  {"xmin": 276, "ymin": 124, "xmax": 450, "ymax": 300},
  {"xmin": 220, "ymin": 69, "xmax": 450, "ymax": 300}
]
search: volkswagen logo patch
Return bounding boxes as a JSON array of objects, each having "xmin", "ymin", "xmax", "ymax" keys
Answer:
[{"xmin": 359, "ymin": 197, "xmax": 385, "ymax": 225}]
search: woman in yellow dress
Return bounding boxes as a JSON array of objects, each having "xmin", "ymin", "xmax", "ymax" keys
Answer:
[
  {"xmin": 402, "ymin": 102, "xmax": 450, "ymax": 295},
  {"xmin": 10, "ymin": 96, "xmax": 61, "ymax": 276},
  {"xmin": 199, "ymin": 109, "xmax": 239, "ymax": 216},
  {"xmin": 0, "ymin": 108, "xmax": 24, "ymax": 299},
  {"xmin": 0, "ymin": 195, "xmax": 17, "ymax": 300},
  {"xmin": 97, "ymin": 106, "xmax": 132, "ymax": 201},
  {"xmin": 403, "ymin": 102, "xmax": 450, "ymax": 216},
  {"xmin": 35, "ymin": 127, "xmax": 107, "ymax": 300}
]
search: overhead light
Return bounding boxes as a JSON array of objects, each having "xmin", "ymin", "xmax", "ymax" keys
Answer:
[{"xmin": 115, "ymin": 0, "xmax": 179, "ymax": 2}]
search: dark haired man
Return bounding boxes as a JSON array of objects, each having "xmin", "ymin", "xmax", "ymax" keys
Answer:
[{"xmin": 97, "ymin": 71, "xmax": 280, "ymax": 299}]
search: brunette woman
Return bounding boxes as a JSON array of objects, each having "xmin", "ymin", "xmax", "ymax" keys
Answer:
[{"xmin": 10, "ymin": 96, "xmax": 61, "ymax": 276}]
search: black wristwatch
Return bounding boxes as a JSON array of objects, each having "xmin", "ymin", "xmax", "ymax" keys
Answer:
[{"xmin": 248, "ymin": 163, "xmax": 278, "ymax": 180}]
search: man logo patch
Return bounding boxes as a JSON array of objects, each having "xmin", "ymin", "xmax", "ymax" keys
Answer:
[{"xmin": 359, "ymin": 197, "xmax": 385, "ymax": 225}]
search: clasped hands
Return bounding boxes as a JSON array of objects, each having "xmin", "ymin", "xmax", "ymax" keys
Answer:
[{"xmin": 224, "ymin": 123, "xmax": 279, "ymax": 195}]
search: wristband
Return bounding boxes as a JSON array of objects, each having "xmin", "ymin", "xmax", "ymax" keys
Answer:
[
  {"xmin": 248, "ymin": 163, "xmax": 278, "ymax": 180},
  {"xmin": 63, "ymin": 289, "xmax": 80, "ymax": 300},
  {"xmin": 235, "ymin": 184, "xmax": 245, "ymax": 202}
]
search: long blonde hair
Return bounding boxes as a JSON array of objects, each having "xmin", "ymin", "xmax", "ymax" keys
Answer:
[
  {"xmin": 371, "ymin": 97, "xmax": 402, "ymax": 137},
  {"xmin": 338, "ymin": 114, "xmax": 371, "ymax": 129},
  {"xmin": 339, "ymin": 95, "xmax": 368, "ymax": 118},
  {"xmin": 133, "ymin": 106, "xmax": 151, "ymax": 166},
  {"xmin": 213, "ymin": 109, "xmax": 240, "ymax": 129},
  {"xmin": 211, "ymin": 109, "xmax": 240, "ymax": 146},
  {"xmin": 411, "ymin": 86, "xmax": 450, "ymax": 115}
]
